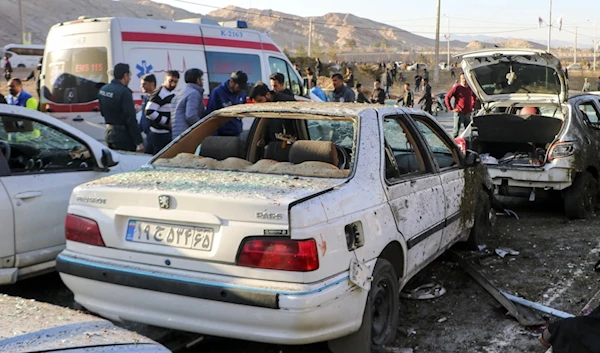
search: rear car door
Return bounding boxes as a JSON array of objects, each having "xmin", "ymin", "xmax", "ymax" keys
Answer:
[
  {"xmin": 576, "ymin": 99, "xmax": 600, "ymax": 166},
  {"xmin": 0, "ymin": 113, "xmax": 106, "ymax": 263},
  {"xmin": 0, "ymin": 152, "xmax": 15, "ymax": 263},
  {"xmin": 410, "ymin": 114, "xmax": 466, "ymax": 249},
  {"xmin": 381, "ymin": 113, "xmax": 446, "ymax": 276}
]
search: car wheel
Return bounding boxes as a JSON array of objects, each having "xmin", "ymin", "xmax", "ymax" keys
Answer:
[
  {"xmin": 327, "ymin": 259, "xmax": 399, "ymax": 353},
  {"xmin": 17, "ymin": 64, "xmax": 25, "ymax": 68},
  {"xmin": 370, "ymin": 259, "xmax": 399, "ymax": 348},
  {"xmin": 458, "ymin": 189, "xmax": 491, "ymax": 250},
  {"xmin": 564, "ymin": 171, "xmax": 597, "ymax": 219}
]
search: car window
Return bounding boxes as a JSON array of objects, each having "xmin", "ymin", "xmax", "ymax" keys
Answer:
[
  {"xmin": 382, "ymin": 116, "xmax": 426, "ymax": 180},
  {"xmin": 578, "ymin": 102, "xmax": 600, "ymax": 125},
  {"xmin": 412, "ymin": 117, "xmax": 460, "ymax": 169},
  {"xmin": 153, "ymin": 114, "xmax": 355, "ymax": 179},
  {"xmin": 0, "ymin": 115, "xmax": 96, "ymax": 174},
  {"xmin": 268, "ymin": 57, "xmax": 303, "ymax": 96},
  {"xmin": 205, "ymin": 51, "xmax": 262, "ymax": 95}
]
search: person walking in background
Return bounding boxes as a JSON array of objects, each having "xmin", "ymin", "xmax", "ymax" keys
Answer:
[
  {"xmin": 172, "ymin": 68, "xmax": 205, "ymax": 138},
  {"xmin": 418, "ymin": 78, "xmax": 433, "ymax": 114},
  {"xmin": 384, "ymin": 68, "xmax": 393, "ymax": 98},
  {"xmin": 305, "ymin": 67, "xmax": 314, "ymax": 83},
  {"xmin": 138, "ymin": 73, "xmax": 156, "ymax": 148},
  {"xmin": 446, "ymin": 73, "xmax": 477, "ymax": 138},
  {"xmin": 330, "ymin": 73, "xmax": 355, "ymax": 103},
  {"xmin": 371, "ymin": 80, "xmax": 386, "ymax": 104},
  {"xmin": 205, "ymin": 70, "xmax": 248, "ymax": 136},
  {"xmin": 3, "ymin": 56, "xmax": 12, "ymax": 82},
  {"xmin": 355, "ymin": 83, "xmax": 370, "ymax": 103},
  {"xmin": 450, "ymin": 66, "xmax": 456, "ymax": 78},
  {"xmin": 582, "ymin": 78, "xmax": 591, "ymax": 92},
  {"xmin": 344, "ymin": 67, "xmax": 355, "ymax": 89},
  {"xmin": 423, "ymin": 68, "xmax": 429, "ymax": 82},
  {"xmin": 98, "ymin": 63, "xmax": 143, "ymax": 152},
  {"xmin": 309, "ymin": 78, "xmax": 328, "ymax": 102},
  {"xmin": 396, "ymin": 82, "xmax": 414, "ymax": 108},
  {"xmin": 414, "ymin": 73, "xmax": 422, "ymax": 92},
  {"xmin": 25, "ymin": 57, "xmax": 42, "ymax": 99},
  {"xmin": 315, "ymin": 58, "xmax": 322, "ymax": 77},
  {"xmin": 144, "ymin": 70, "xmax": 178, "ymax": 154},
  {"xmin": 269, "ymin": 72, "xmax": 294, "ymax": 96},
  {"xmin": 6, "ymin": 78, "xmax": 38, "ymax": 109}
]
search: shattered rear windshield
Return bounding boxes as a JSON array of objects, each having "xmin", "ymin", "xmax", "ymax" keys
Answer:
[
  {"xmin": 152, "ymin": 115, "xmax": 356, "ymax": 179},
  {"xmin": 473, "ymin": 62, "xmax": 561, "ymax": 96}
]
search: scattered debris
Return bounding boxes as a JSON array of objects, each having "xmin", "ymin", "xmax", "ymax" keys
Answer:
[
  {"xmin": 503, "ymin": 209, "xmax": 519, "ymax": 219},
  {"xmin": 399, "ymin": 281, "xmax": 446, "ymax": 300},
  {"xmin": 495, "ymin": 248, "xmax": 520, "ymax": 258},
  {"xmin": 478, "ymin": 244, "xmax": 487, "ymax": 251},
  {"xmin": 450, "ymin": 250, "xmax": 546, "ymax": 326},
  {"xmin": 437, "ymin": 317, "xmax": 448, "ymax": 323}
]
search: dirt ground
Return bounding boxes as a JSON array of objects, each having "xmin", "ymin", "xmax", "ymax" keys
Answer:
[{"xmin": 2, "ymin": 197, "xmax": 600, "ymax": 353}]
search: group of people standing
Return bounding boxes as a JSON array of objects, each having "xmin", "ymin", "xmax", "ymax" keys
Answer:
[{"xmin": 98, "ymin": 63, "xmax": 249, "ymax": 153}]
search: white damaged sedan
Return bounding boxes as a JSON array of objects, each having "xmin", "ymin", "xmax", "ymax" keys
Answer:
[
  {"xmin": 57, "ymin": 103, "xmax": 493, "ymax": 352},
  {"xmin": 0, "ymin": 105, "xmax": 150, "ymax": 284}
]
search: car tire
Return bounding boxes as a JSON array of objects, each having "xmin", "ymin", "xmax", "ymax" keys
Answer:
[
  {"xmin": 369, "ymin": 259, "xmax": 399, "ymax": 349},
  {"xmin": 327, "ymin": 259, "xmax": 399, "ymax": 353},
  {"xmin": 564, "ymin": 171, "xmax": 597, "ymax": 219},
  {"xmin": 460, "ymin": 189, "xmax": 491, "ymax": 251}
]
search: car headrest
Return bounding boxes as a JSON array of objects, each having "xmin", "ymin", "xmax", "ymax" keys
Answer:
[
  {"xmin": 199, "ymin": 136, "xmax": 242, "ymax": 160},
  {"xmin": 289, "ymin": 140, "xmax": 339, "ymax": 167}
]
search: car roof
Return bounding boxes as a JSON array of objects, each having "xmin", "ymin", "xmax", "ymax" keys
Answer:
[{"xmin": 212, "ymin": 102, "xmax": 428, "ymax": 119}]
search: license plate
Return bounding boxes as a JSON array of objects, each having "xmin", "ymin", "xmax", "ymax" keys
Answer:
[{"xmin": 125, "ymin": 220, "xmax": 213, "ymax": 251}]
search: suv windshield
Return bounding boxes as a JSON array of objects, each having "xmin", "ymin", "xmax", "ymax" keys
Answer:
[
  {"xmin": 473, "ymin": 62, "xmax": 561, "ymax": 96},
  {"xmin": 153, "ymin": 115, "xmax": 356, "ymax": 179}
]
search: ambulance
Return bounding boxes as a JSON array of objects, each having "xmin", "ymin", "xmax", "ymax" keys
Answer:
[{"xmin": 40, "ymin": 17, "xmax": 307, "ymax": 142}]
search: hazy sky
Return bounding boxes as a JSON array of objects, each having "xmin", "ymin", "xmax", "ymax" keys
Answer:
[{"xmin": 152, "ymin": 0, "xmax": 600, "ymax": 47}]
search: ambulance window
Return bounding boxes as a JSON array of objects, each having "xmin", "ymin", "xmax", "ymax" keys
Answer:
[
  {"xmin": 268, "ymin": 57, "xmax": 302, "ymax": 96},
  {"xmin": 42, "ymin": 47, "xmax": 108, "ymax": 104},
  {"xmin": 205, "ymin": 52, "xmax": 262, "ymax": 95}
]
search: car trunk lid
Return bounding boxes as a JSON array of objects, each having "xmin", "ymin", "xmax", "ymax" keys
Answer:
[
  {"xmin": 71, "ymin": 168, "xmax": 344, "ymax": 264},
  {"xmin": 461, "ymin": 49, "xmax": 567, "ymax": 105}
]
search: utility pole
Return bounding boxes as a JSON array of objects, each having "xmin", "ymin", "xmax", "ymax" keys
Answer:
[
  {"xmin": 18, "ymin": 0, "xmax": 25, "ymax": 44},
  {"xmin": 433, "ymin": 0, "xmax": 441, "ymax": 83},
  {"xmin": 444, "ymin": 15, "xmax": 450, "ymax": 68},
  {"xmin": 574, "ymin": 26, "xmax": 578, "ymax": 64},
  {"xmin": 547, "ymin": 0, "xmax": 552, "ymax": 52},
  {"xmin": 308, "ymin": 18, "xmax": 313, "ymax": 58}
]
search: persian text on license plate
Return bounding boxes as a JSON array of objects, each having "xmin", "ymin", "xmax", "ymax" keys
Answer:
[{"xmin": 125, "ymin": 220, "xmax": 213, "ymax": 251}]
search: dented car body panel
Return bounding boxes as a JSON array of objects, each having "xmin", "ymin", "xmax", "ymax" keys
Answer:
[{"xmin": 57, "ymin": 103, "xmax": 489, "ymax": 344}]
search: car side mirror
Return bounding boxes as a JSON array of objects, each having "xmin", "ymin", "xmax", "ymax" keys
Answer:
[
  {"xmin": 101, "ymin": 149, "xmax": 118, "ymax": 169},
  {"xmin": 303, "ymin": 78, "xmax": 309, "ymax": 96},
  {"xmin": 465, "ymin": 149, "xmax": 480, "ymax": 167}
]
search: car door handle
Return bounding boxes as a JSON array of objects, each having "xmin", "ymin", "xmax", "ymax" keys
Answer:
[
  {"xmin": 14, "ymin": 191, "xmax": 43, "ymax": 199},
  {"xmin": 73, "ymin": 117, "xmax": 84, "ymax": 122}
]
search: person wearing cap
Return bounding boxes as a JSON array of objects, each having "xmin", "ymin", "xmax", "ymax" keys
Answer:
[
  {"xmin": 172, "ymin": 68, "xmax": 205, "ymax": 138},
  {"xmin": 98, "ymin": 63, "xmax": 143, "ymax": 152},
  {"xmin": 205, "ymin": 70, "xmax": 248, "ymax": 137}
]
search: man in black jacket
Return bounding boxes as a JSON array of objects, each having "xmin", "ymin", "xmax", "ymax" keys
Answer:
[
  {"xmin": 418, "ymin": 78, "xmax": 433, "ymax": 114},
  {"xmin": 249, "ymin": 82, "xmax": 296, "ymax": 145},
  {"xmin": 98, "ymin": 63, "xmax": 143, "ymax": 152},
  {"xmin": 370, "ymin": 80, "xmax": 385, "ymax": 104}
]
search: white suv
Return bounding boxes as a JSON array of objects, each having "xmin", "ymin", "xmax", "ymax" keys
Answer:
[{"xmin": 57, "ymin": 103, "xmax": 492, "ymax": 352}]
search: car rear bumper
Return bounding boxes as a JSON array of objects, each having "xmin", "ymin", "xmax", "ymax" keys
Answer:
[
  {"xmin": 57, "ymin": 251, "xmax": 367, "ymax": 345},
  {"xmin": 488, "ymin": 166, "xmax": 573, "ymax": 190}
]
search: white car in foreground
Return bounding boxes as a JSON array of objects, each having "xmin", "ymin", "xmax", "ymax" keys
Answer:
[
  {"xmin": 0, "ymin": 105, "xmax": 149, "ymax": 284},
  {"xmin": 57, "ymin": 103, "xmax": 492, "ymax": 352}
]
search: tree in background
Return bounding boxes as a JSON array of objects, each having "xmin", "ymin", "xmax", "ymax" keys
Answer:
[
  {"xmin": 416, "ymin": 54, "xmax": 430, "ymax": 65},
  {"xmin": 345, "ymin": 39, "xmax": 357, "ymax": 51},
  {"xmin": 296, "ymin": 43, "xmax": 307, "ymax": 57},
  {"xmin": 327, "ymin": 45, "xmax": 338, "ymax": 62},
  {"xmin": 356, "ymin": 63, "xmax": 385, "ymax": 81},
  {"xmin": 311, "ymin": 43, "xmax": 324, "ymax": 59}
]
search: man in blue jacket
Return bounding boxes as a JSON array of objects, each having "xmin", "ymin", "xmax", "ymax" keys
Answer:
[{"xmin": 205, "ymin": 71, "xmax": 248, "ymax": 137}]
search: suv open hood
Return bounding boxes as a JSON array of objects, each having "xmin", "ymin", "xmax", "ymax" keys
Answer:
[{"xmin": 460, "ymin": 49, "xmax": 567, "ymax": 105}]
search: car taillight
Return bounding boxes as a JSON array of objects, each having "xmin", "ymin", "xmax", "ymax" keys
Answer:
[
  {"xmin": 237, "ymin": 238, "xmax": 319, "ymax": 272},
  {"xmin": 455, "ymin": 137, "xmax": 467, "ymax": 155},
  {"xmin": 65, "ymin": 214, "xmax": 105, "ymax": 247},
  {"xmin": 548, "ymin": 141, "xmax": 576, "ymax": 161}
]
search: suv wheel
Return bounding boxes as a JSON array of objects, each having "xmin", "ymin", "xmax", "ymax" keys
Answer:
[{"xmin": 564, "ymin": 171, "xmax": 597, "ymax": 219}]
